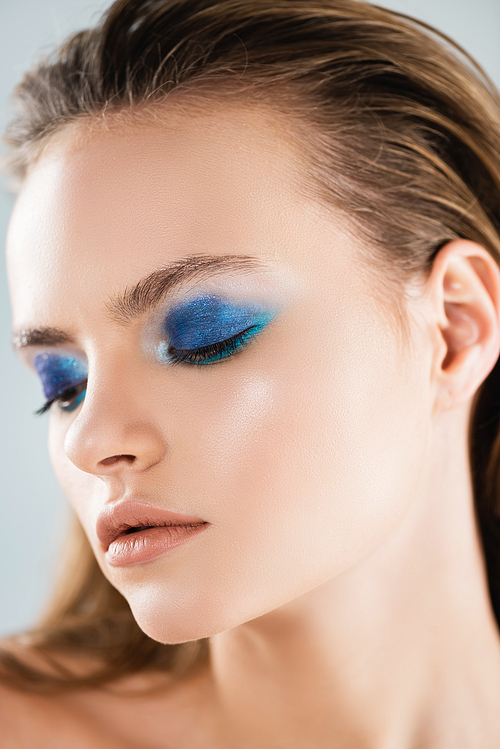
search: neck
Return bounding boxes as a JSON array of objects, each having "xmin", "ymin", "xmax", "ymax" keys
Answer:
[{"xmin": 205, "ymin": 406, "xmax": 500, "ymax": 748}]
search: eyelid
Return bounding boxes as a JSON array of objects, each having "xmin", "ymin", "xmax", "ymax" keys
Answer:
[
  {"xmin": 142, "ymin": 283, "xmax": 289, "ymax": 362},
  {"xmin": 35, "ymin": 380, "xmax": 88, "ymax": 416},
  {"xmin": 28, "ymin": 347, "xmax": 88, "ymax": 369},
  {"xmin": 33, "ymin": 352, "xmax": 88, "ymax": 401},
  {"xmin": 164, "ymin": 319, "xmax": 270, "ymax": 365},
  {"xmin": 163, "ymin": 294, "xmax": 275, "ymax": 348},
  {"xmin": 157, "ymin": 293, "xmax": 276, "ymax": 365}
]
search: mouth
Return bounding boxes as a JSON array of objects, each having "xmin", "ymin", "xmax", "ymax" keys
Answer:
[
  {"xmin": 123, "ymin": 524, "xmax": 165, "ymax": 535},
  {"xmin": 96, "ymin": 500, "xmax": 210, "ymax": 553}
]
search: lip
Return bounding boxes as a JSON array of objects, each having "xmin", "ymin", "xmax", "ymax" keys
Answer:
[{"xmin": 96, "ymin": 500, "xmax": 208, "ymax": 567}]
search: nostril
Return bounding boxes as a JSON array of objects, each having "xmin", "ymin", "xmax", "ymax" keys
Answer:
[{"xmin": 99, "ymin": 454, "xmax": 136, "ymax": 467}]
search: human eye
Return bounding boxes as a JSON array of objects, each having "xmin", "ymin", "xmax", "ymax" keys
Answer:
[
  {"xmin": 33, "ymin": 353, "xmax": 88, "ymax": 416},
  {"xmin": 159, "ymin": 294, "xmax": 275, "ymax": 366}
]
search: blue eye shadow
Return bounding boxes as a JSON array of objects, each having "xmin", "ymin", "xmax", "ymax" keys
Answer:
[
  {"xmin": 163, "ymin": 294, "xmax": 275, "ymax": 351},
  {"xmin": 34, "ymin": 354, "xmax": 88, "ymax": 400}
]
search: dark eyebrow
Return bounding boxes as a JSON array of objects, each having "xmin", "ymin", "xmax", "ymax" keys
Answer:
[
  {"xmin": 12, "ymin": 327, "xmax": 75, "ymax": 350},
  {"xmin": 107, "ymin": 253, "xmax": 267, "ymax": 324},
  {"xmin": 11, "ymin": 254, "xmax": 267, "ymax": 348}
]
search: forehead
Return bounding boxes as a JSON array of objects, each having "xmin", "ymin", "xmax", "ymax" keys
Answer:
[{"xmin": 6, "ymin": 103, "xmax": 363, "ymax": 331}]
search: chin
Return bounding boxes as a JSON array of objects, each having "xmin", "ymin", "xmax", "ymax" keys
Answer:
[
  {"xmin": 121, "ymin": 585, "xmax": 240, "ymax": 644},
  {"xmin": 133, "ymin": 609, "xmax": 223, "ymax": 644},
  {"xmin": 122, "ymin": 576, "xmax": 307, "ymax": 645}
]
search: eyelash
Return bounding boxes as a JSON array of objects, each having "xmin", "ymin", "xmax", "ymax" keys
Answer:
[
  {"xmin": 35, "ymin": 380, "xmax": 87, "ymax": 416},
  {"xmin": 167, "ymin": 324, "xmax": 261, "ymax": 365},
  {"xmin": 35, "ymin": 323, "xmax": 264, "ymax": 415}
]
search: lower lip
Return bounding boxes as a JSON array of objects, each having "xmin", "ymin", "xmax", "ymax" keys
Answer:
[{"xmin": 106, "ymin": 524, "xmax": 208, "ymax": 567}]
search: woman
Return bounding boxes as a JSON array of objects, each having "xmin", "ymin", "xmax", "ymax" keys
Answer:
[{"xmin": 2, "ymin": 0, "xmax": 500, "ymax": 745}]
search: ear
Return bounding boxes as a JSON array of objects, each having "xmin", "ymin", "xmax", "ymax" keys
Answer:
[{"xmin": 428, "ymin": 239, "xmax": 500, "ymax": 413}]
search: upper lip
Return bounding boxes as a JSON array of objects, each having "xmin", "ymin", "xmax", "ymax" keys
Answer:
[{"xmin": 96, "ymin": 500, "xmax": 207, "ymax": 551}]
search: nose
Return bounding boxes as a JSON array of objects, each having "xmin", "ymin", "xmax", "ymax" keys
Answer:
[{"xmin": 62, "ymin": 366, "xmax": 168, "ymax": 478}]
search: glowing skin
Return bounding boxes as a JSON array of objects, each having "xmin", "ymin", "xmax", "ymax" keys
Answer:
[{"xmin": 7, "ymin": 105, "xmax": 500, "ymax": 748}]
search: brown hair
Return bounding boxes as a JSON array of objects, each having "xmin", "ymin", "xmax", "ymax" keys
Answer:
[{"xmin": 3, "ymin": 0, "xmax": 500, "ymax": 692}]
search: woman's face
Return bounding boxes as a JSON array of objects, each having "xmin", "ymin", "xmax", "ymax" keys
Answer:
[{"xmin": 7, "ymin": 105, "xmax": 431, "ymax": 643}]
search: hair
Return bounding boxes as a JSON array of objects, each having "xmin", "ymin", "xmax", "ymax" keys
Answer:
[{"xmin": 2, "ymin": 0, "xmax": 500, "ymax": 692}]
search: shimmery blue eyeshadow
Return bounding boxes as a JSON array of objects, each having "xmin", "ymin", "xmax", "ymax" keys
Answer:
[
  {"xmin": 164, "ymin": 294, "xmax": 274, "ymax": 351},
  {"xmin": 34, "ymin": 354, "xmax": 88, "ymax": 401}
]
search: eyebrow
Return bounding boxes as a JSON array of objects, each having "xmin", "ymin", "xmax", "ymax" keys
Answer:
[
  {"xmin": 12, "ymin": 327, "xmax": 74, "ymax": 350},
  {"xmin": 12, "ymin": 253, "xmax": 267, "ymax": 349}
]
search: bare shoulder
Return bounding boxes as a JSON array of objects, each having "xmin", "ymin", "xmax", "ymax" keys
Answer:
[
  {"xmin": 0, "ymin": 681, "xmax": 62, "ymax": 749},
  {"xmin": 0, "ymin": 680, "xmax": 137, "ymax": 749},
  {"xmin": 0, "ymin": 638, "xmax": 55, "ymax": 746},
  {"xmin": 0, "ymin": 649, "xmax": 96, "ymax": 749},
  {"xmin": 0, "ymin": 681, "xmax": 33, "ymax": 747},
  {"xmin": 0, "ymin": 640, "xmax": 218, "ymax": 749},
  {"xmin": 0, "ymin": 638, "xmax": 132, "ymax": 748},
  {"xmin": 0, "ymin": 673, "xmax": 159, "ymax": 749}
]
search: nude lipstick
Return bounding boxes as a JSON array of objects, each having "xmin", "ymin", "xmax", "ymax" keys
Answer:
[{"xmin": 96, "ymin": 501, "xmax": 208, "ymax": 567}]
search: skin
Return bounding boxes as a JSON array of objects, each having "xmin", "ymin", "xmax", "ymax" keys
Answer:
[{"xmin": 5, "ymin": 103, "xmax": 500, "ymax": 748}]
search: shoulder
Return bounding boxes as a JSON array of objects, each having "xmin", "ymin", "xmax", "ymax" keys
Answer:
[
  {"xmin": 0, "ymin": 638, "xmax": 111, "ymax": 748},
  {"xmin": 0, "ymin": 638, "xmax": 214, "ymax": 748},
  {"xmin": 0, "ymin": 679, "xmax": 137, "ymax": 749},
  {"xmin": 0, "ymin": 681, "xmax": 75, "ymax": 749},
  {"xmin": 0, "ymin": 639, "xmax": 190, "ymax": 749}
]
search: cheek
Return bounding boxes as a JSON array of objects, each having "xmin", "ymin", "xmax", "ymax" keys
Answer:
[
  {"xmin": 178, "ymin": 321, "xmax": 428, "ymax": 581},
  {"xmin": 47, "ymin": 418, "xmax": 95, "ymax": 525},
  {"xmin": 182, "ymin": 372, "xmax": 278, "ymax": 503},
  {"xmin": 127, "ymin": 336, "xmax": 430, "ymax": 643}
]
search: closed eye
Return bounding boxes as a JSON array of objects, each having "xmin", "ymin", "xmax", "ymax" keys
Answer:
[
  {"xmin": 166, "ymin": 323, "xmax": 265, "ymax": 365},
  {"xmin": 35, "ymin": 380, "xmax": 87, "ymax": 416}
]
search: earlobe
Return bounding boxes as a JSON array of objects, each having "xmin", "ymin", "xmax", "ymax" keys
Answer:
[{"xmin": 430, "ymin": 240, "xmax": 500, "ymax": 412}]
